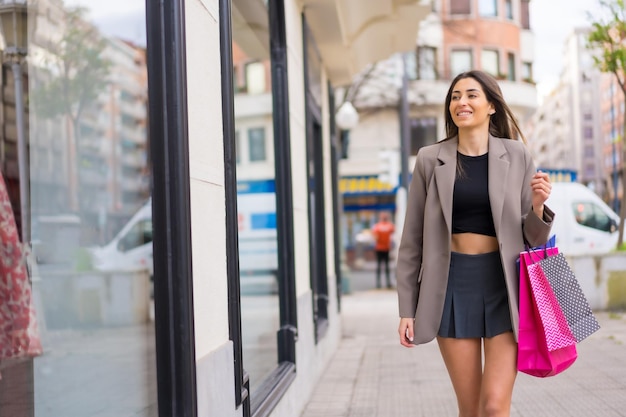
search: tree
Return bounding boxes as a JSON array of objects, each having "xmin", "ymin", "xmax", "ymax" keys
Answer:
[
  {"xmin": 31, "ymin": 6, "xmax": 111, "ymax": 210},
  {"xmin": 587, "ymin": 0, "xmax": 626, "ymax": 248}
]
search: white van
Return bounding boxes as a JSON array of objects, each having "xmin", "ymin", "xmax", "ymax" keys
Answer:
[
  {"xmin": 89, "ymin": 190, "xmax": 276, "ymax": 281},
  {"xmin": 90, "ymin": 199, "xmax": 153, "ymax": 276},
  {"xmin": 545, "ymin": 182, "xmax": 619, "ymax": 255}
]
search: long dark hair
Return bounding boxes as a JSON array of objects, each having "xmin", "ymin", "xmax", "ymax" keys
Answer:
[{"xmin": 444, "ymin": 70, "xmax": 526, "ymax": 143}]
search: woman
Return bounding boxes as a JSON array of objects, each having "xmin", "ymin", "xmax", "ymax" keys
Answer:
[{"xmin": 396, "ymin": 70, "xmax": 554, "ymax": 417}]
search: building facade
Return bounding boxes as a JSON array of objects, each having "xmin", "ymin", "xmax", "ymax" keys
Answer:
[
  {"xmin": 339, "ymin": 0, "xmax": 537, "ymax": 261},
  {"xmin": 527, "ymin": 27, "xmax": 625, "ymax": 207},
  {"xmin": 0, "ymin": 0, "xmax": 430, "ymax": 416}
]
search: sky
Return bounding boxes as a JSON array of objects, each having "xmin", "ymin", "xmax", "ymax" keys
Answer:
[{"xmin": 529, "ymin": 0, "xmax": 602, "ymax": 99}]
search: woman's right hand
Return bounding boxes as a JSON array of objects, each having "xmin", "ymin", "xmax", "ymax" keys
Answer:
[{"xmin": 398, "ymin": 317, "xmax": 415, "ymax": 348}]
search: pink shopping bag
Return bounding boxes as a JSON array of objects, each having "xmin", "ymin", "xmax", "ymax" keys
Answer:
[{"xmin": 517, "ymin": 248, "xmax": 577, "ymax": 377}]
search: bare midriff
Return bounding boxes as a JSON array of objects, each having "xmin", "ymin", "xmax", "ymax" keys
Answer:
[{"xmin": 451, "ymin": 233, "xmax": 499, "ymax": 254}]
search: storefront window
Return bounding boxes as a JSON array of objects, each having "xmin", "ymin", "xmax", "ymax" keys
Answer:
[
  {"xmin": 0, "ymin": 0, "xmax": 155, "ymax": 415},
  {"xmin": 232, "ymin": 0, "xmax": 280, "ymax": 394}
]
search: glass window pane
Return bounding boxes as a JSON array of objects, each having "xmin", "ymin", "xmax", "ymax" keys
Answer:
[
  {"xmin": 418, "ymin": 47, "xmax": 437, "ymax": 80},
  {"xmin": 5, "ymin": 1, "xmax": 157, "ymax": 415},
  {"xmin": 450, "ymin": 0, "xmax": 471, "ymax": 14},
  {"xmin": 505, "ymin": 0, "xmax": 513, "ymax": 19},
  {"xmin": 410, "ymin": 118, "xmax": 437, "ymax": 154},
  {"xmin": 572, "ymin": 202, "xmax": 613, "ymax": 232},
  {"xmin": 248, "ymin": 127, "xmax": 267, "ymax": 162},
  {"xmin": 450, "ymin": 50, "xmax": 472, "ymax": 77},
  {"xmin": 481, "ymin": 49, "xmax": 499, "ymax": 76},
  {"xmin": 507, "ymin": 53, "xmax": 515, "ymax": 80},
  {"xmin": 232, "ymin": 0, "xmax": 279, "ymax": 395},
  {"xmin": 246, "ymin": 61, "xmax": 266, "ymax": 95},
  {"xmin": 479, "ymin": 0, "xmax": 497, "ymax": 16}
]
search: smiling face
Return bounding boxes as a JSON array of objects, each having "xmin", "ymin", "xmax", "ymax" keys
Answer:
[{"xmin": 448, "ymin": 77, "xmax": 495, "ymax": 133}]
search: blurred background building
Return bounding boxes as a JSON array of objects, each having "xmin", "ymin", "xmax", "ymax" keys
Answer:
[
  {"xmin": 526, "ymin": 27, "xmax": 625, "ymax": 212},
  {"xmin": 338, "ymin": 0, "xmax": 538, "ymax": 266}
]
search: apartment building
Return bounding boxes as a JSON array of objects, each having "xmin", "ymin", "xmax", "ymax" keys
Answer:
[
  {"xmin": 339, "ymin": 0, "xmax": 537, "ymax": 257},
  {"xmin": 527, "ymin": 27, "xmax": 625, "ymax": 206}
]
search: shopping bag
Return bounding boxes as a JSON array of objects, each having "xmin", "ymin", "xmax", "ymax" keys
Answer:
[
  {"xmin": 517, "ymin": 249, "xmax": 577, "ymax": 377},
  {"xmin": 0, "ymin": 173, "xmax": 43, "ymax": 363},
  {"xmin": 534, "ymin": 252, "xmax": 600, "ymax": 343}
]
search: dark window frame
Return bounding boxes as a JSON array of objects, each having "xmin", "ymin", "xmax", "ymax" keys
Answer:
[
  {"xmin": 303, "ymin": 14, "xmax": 329, "ymax": 342},
  {"xmin": 146, "ymin": 1, "xmax": 197, "ymax": 416},
  {"xmin": 221, "ymin": 0, "xmax": 298, "ymax": 416},
  {"xmin": 328, "ymin": 81, "xmax": 343, "ymax": 312}
]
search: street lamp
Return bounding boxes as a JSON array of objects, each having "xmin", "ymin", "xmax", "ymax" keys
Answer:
[
  {"xmin": 0, "ymin": 1, "xmax": 31, "ymax": 244},
  {"xmin": 336, "ymin": 101, "xmax": 359, "ymax": 130}
]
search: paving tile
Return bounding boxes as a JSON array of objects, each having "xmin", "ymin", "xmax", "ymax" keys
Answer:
[{"xmin": 300, "ymin": 288, "xmax": 626, "ymax": 417}]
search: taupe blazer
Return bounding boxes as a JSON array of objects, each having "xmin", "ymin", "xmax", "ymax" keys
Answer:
[{"xmin": 396, "ymin": 135, "xmax": 554, "ymax": 345}]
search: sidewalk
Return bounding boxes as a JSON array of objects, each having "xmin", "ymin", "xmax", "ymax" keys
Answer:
[{"xmin": 301, "ymin": 278, "xmax": 626, "ymax": 417}]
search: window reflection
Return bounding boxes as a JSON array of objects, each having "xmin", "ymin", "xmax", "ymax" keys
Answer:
[
  {"xmin": 0, "ymin": 0, "xmax": 155, "ymax": 415},
  {"xmin": 232, "ymin": 0, "xmax": 280, "ymax": 394}
]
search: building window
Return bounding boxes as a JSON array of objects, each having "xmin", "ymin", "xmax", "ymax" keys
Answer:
[
  {"xmin": 23, "ymin": 1, "xmax": 157, "ymax": 415},
  {"xmin": 410, "ymin": 118, "xmax": 437, "ymax": 155},
  {"xmin": 522, "ymin": 61, "xmax": 533, "ymax": 82},
  {"xmin": 248, "ymin": 127, "xmax": 267, "ymax": 162},
  {"xmin": 404, "ymin": 51, "xmax": 418, "ymax": 80},
  {"xmin": 481, "ymin": 49, "xmax": 499, "ymax": 77},
  {"xmin": 584, "ymin": 126, "xmax": 593, "ymax": 139},
  {"xmin": 230, "ymin": 0, "xmax": 297, "ymax": 411},
  {"xmin": 450, "ymin": 0, "xmax": 471, "ymax": 15},
  {"xmin": 450, "ymin": 49, "xmax": 472, "ymax": 78},
  {"xmin": 417, "ymin": 46, "xmax": 437, "ymax": 80},
  {"xmin": 521, "ymin": 0, "xmax": 530, "ymax": 29},
  {"xmin": 505, "ymin": 0, "xmax": 513, "ymax": 19},
  {"xmin": 479, "ymin": 0, "xmax": 498, "ymax": 16},
  {"xmin": 507, "ymin": 53, "xmax": 515, "ymax": 81},
  {"xmin": 245, "ymin": 61, "xmax": 266, "ymax": 95}
]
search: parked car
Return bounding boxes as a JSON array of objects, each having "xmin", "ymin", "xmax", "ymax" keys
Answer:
[{"xmin": 546, "ymin": 182, "xmax": 619, "ymax": 255}]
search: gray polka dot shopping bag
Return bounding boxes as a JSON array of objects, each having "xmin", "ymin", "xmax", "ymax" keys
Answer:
[{"xmin": 529, "ymin": 251, "xmax": 600, "ymax": 343}]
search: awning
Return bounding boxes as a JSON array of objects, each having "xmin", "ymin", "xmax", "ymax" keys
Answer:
[
  {"xmin": 339, "ymin": 176, "xmax": 396, "ymax": 195},
  {"xmin": 302, "ymin": 0, "xmax": 432, "ymax": 86}
]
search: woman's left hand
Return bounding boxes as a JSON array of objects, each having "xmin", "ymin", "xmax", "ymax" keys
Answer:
[{"xmin": 530, "ymin": 170, "xmax": 552, "ymax": 216}]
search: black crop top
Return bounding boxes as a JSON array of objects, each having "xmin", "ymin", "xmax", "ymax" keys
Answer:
[{"xmin": 451, "ymin": 152, "xmax": 496, "ymax": 237}]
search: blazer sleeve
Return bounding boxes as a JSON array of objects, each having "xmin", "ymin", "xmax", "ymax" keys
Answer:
[
  {"xmin": 396, "ymin": 150, "xmax": 428, "ymax": 318},
  {"xmin": 520, "ymin": 146, "xmax": 555, "ymax": 246}
]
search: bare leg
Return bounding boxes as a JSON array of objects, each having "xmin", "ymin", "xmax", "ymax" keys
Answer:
[
  {"xmin": 437, "ymin": 337, "xmax": 482, "ymax": 417},
  {"xmin": 480, "ymin": 331, "xmax": 517, "ymax": 417}
]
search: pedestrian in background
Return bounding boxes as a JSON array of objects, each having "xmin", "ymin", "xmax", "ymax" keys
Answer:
[
  {"xmin": 396, "ymin": 70, "xmax": 554, "ymax": 417},
  {"xmin": 372, "ymin": 211, "xmax": 395, "ymax": 289}
]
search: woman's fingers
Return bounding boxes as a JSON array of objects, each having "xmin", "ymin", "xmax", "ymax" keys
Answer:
[{"xmin": 398, "ymin": 318, "xmax": 415, "ymax": 348}]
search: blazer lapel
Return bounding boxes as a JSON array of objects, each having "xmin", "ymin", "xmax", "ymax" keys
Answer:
[
  {"xmin": 488, "ymin": 135, "xmax": 510, "ymax": 237},
  {"xmin": 434, "ymin": 137, "xmax": 458, "ymax": 234}
]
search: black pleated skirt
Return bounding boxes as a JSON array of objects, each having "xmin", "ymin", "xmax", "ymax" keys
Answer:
[{"xmin": 438, "ymin": 251, "xmax": 512, "ymax": 338}]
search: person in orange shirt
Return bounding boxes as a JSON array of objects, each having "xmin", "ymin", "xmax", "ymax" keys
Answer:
[{"xmin": 371, "ymin": 211, "xmax": 395, "ymax": 289}]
